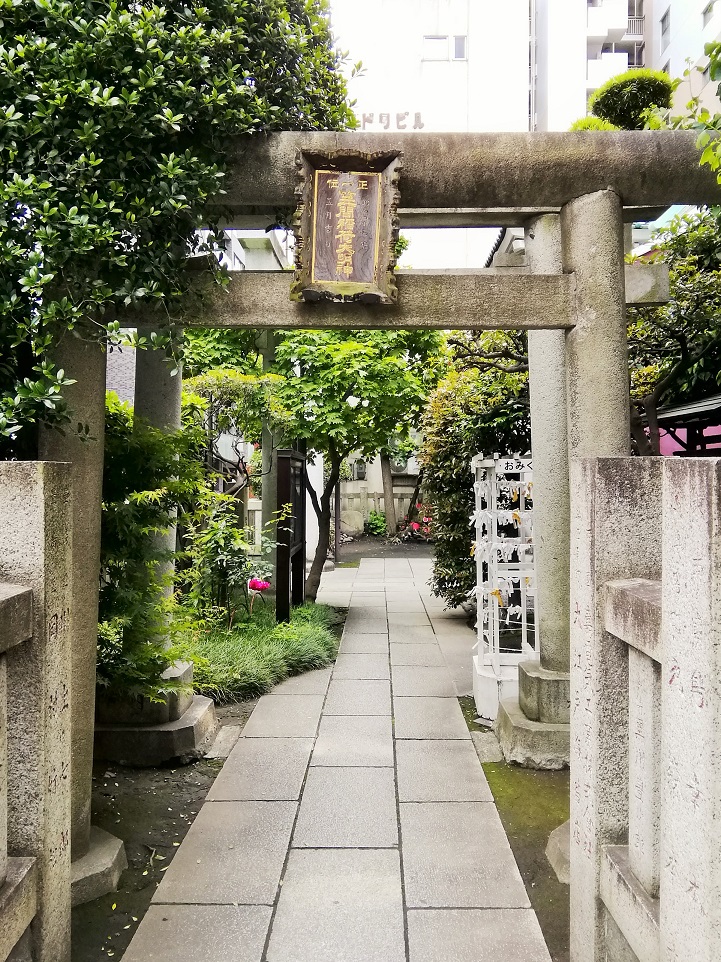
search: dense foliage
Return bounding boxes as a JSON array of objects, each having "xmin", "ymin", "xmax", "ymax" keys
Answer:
[
  {"xmin": 0, "ymin": 0, "xmax": 353, "ymax": 450},
  {"xmin": 419, "ymin": 360, "xmax": 530, "ymax": 609},
  {"xmin": 569, "ymin": 116, "xmax": 619, "ymax": 131},
  {"xmin": 587, "ymin": 68, "xmax": 674, "ymax": 130}
]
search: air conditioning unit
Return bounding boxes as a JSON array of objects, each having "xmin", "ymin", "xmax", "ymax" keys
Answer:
[
  {"xmin": 390, "ymin": 458, "xmax": 408, "ymax": 474},
  {"xmin": 353, "ymin": 460, "xmax": 367, "ymax": 481}
]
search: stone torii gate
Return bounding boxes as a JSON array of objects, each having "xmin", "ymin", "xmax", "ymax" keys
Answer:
[{"xmin": 33, "ymin": 129, "xmax": 719, "ymax": 955}]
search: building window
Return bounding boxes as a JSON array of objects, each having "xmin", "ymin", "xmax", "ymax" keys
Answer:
[
  {"xmin": 662, "ymin": 60, "xmax": 670, "ymax": 75},
  {"xmin": 702, "ymin": 63, "xmax": 712, "ymax": 83},
  {"xmin": 660, "ymin": 8, "xmax": 670, "ymax": 51},
  {"xmin": 703, "ymin": 2, "xmax": 715, "ymax": 27},
  {"xmin": 422, "ymin": 35, "xmax": 448, "ymax": 60},
  {"xmin": 628, "ymin": 0, "xmax": 643, "ymax": 16},
  {"xmin": 453, "ymin": 35, "xmax": 467, "ymax": 60}
]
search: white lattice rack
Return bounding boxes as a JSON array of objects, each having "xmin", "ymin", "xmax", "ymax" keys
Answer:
[{"xmin": 471, "ymin": 454, "xmax": 536, "ymax": 721}]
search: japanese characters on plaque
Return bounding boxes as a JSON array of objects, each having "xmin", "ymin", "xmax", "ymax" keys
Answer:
[
  {"xmin": 360, "ymin": 111, "xmax": 424, "ymax": 131},
  {"xmin": 291, "ymin": 151, "xmax": 402, "ymax": 304}
]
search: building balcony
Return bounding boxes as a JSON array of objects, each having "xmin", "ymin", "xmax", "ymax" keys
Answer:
[{"xmin": 626, "ymin": 16, "xmax": 644, "ymax": 39}]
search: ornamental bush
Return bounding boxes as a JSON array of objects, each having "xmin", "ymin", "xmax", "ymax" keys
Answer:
[
  {"xmin": 0, "ymin": 0, "xmax": 353, "ymax": 452},
  {"xmin": 587, "ymin": 68, "xmax": 674, "ymax": 130},
  {"xmin": 418, "ymin": 369, "xmax": 530, "ymax": 609},
  {"xmin": 569, "ymin": 116, "xmax": 619, "ymax": 131}
]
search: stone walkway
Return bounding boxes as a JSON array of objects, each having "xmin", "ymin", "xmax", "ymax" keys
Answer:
[{"xmin": 123, "ymin": 558, "xmax": 551, "ymax": 962}]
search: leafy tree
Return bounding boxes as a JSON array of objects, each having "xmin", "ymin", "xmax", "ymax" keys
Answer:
[
  {"xmin": 0, "ymin": 0, "xmax": 354, "ymax": 454},
  {"xmin": 419, "ymin": 360, "xmax": 530, "ymax": 609},
  {"xmin": 273, "ymin": 329, "xmax": 443, "ymax": 598},
  {"xmin": 587, "ymin": 68, "xmax": 675, "ymax": 129}
]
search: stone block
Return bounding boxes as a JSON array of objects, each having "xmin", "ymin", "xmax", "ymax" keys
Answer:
[
  {"xmin": 396, "ymin": 740, "xmax": 493, "ymax": 802},
  {"xmin": 94, "ymin": 694, "xmax": 217, "ymax": 766},
  {"xmin": 204, "ymin": 724, "xmax": 242, "ymax": 760},
  {"xmin": 391, "ymin": 666, "xmax": 455, "ymax": 697},
  {"xmin": 122, "ymin": 905, "xmax": 272, "ymax": 962},
  {"xmin": 470, "ymin": 731, "xmax": 504, "ymax": 764},
  {"xmin": 241, "ymin": 693, "xmax": 323, "ymax": 737},
  {"xmin": 495, "ymin": 697, "xmax": 569, "ymax": 770},
  {"xmin": 94, "ymin": 661, "xmax": 194, "ymax": 725},
  {"xmin": 407, "ymin": 908, "xmax": 552, "ymax": 962},
  {"xmin": 0, "ymin": 586, "xmax": 32, "ymax": 655},
  {"xmin": 0, "ymin": 859, "xmax": 36, "ymax": 962},
  {"xmin": 153, "ymin": 801, "xmax": 296, "ymax": 905},
  {"xmin": 394, "ymin": 697, "xmax": 470, "ymax": 740},
  {"xmin": 323, "ymin": 680, "xmax": 391, "ymax": 715},
  {"xmin": 311, "ymin": 715, "xmax": 393, "ymax": 768},
  {"xmin": 546, "ymin": 820, "xmax": 570, "ymax": 885},
  {"xmin": 293, "ymin": 767, "xmax": 397, "ymax": 848},
  {"xmin": 267, "ymin": 849, "xmax": 405, "ymax": 962},
  {"xmin": 400, "ymin": 802, "xmax": 529, "ymax": 908},
  {"xmin": 603, "ymin": 579, "xmax": 661, "ymax": 662},
  {"xmin": 207, "ymin": 737, "xmax": 313, "ymax": 801},
  {"xmin": 599, "ymin": 847, "xmax": 658, "ymax": 962},
  {"xmin": 70, "ymin": 826, "xmax": 127, "ymax": 907},
  {"xmin": 340, "ymin": 509, "xmax": 364, "ymax": 535},
  {"xmin": 518, "ymin": 659, "xmax": 570, "ymax": 724}
]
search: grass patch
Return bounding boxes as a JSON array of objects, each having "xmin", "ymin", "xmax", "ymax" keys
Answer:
[
  {"xmin": 182, "ymin": 603, "xmax": 340, "ymax": 703},
  {"xmin": 458, "ymin": 695, "xmax": 492, "ymax": 732},
  {"xmin": 336, "ymin": 560, "xmax": 360, "ymax": 568}
]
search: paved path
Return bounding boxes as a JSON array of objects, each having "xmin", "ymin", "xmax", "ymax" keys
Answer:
[{"xmin": 123, "ymin": 558, "xmax": 551, "ymax": 962}]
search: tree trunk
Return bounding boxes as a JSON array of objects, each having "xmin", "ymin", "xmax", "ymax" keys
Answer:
[
  {"xmin": 629, "ymin": 401, "xmax": 653, "ymax": 456},
  {"xmin": 380, "ymin": 454, "xmax": 397, "ymax": 536},
  {"xmin": 644, "ymin": 396, "xmax": 662, "ymax": 457},
  {"xmin": 305, "ymin": 458, "xmax": 340, "ymax": 600}
]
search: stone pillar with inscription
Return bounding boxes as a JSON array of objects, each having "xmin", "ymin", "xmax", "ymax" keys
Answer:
[{"xmin": 0, "ymin": 461, "xmax": 73, "ymax": 962}]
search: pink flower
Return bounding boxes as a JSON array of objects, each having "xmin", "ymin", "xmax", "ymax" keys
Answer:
[
  {"xmin": 248, "ymin": 578, "xmax": 271, "ymax": 592},
  {"xmin": 411, "ymin": 522, "xmax": 421, "ymax": 531}
]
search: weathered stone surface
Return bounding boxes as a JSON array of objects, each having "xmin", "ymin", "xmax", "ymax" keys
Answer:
[
  {"xmin": 600, "ymin": 847, "xmax": 658, "ymax": 962},
  {"xmin": 219, "ymin": 131, "xmax": 718, "ymax": 216},
  {"xmin": 94, "ymin": 694, "xmax": 217, "ymax": 765},
  {"xmin": 470, "ymin": 731, "xmax": 505, "ymax": 764},
  {"xmin": 153, "ymin": 801, "xmax": 296, "ymax": 904},
  {"xmin": 624, "ymin": 262, "xmax": 669, "ymax": 306},
  {"xmin": 207, "ymin": 737, "xmax": 313, "ymax": 801},
  {"xmin": 391, "ymin": 666, "xmax": 456, "ymax": 698},
  {"xmin": 0, "ymin": 859, "xmax": 36, "ymax": 962},
  {"xmin": 389, "ymin": 643, "xmax": 444, "ymax": 667},
  {"xmin": 267, "ymin": 849, "xmax": 405, "ymax": 962},
  {"xmin": 240, "ymin": 693, "xmax": 323, "ymax": 737},
  {"xmin": 518, "ymin": 660, "xmax": 570, "ymax": 725},
  {"xmin": 400, "ymin": 802, "xmax": 529, "ymax": 908},
  {"xmin": 396, "ymin": 740, "xmax": 493, "ymax": 802},
  {"xmin": 189, "ymin": 271, "xmax": 577, "ymax": 331},
  {"xmin": 0, "ymin": 587, "xmax": 32, "ymax": 655},
  {"xmin": 546, "ymin": 820, "xmax": 570, "ymax": 886},
  {"xmin": 603, "ymin": 579, "xmax": 661, "ymax": 663},
  {"xmin": 339, "ymin": 634, "xmax": 389, "ymax": 654},
  {"xmin": 393, "ymin": 697, "xmax": 470, "ymax": 740},
  {"xmin": 271, "ymin": 667, "xmax": 332, "ymax": 695},
  {"xmin": 407, "ymin": 908, "xmax": 552, "ymax": 962},
  {"xmin": 0, "ymin": 462, "xmax": 72, "ymax": 962},
  {"xmin": 204, "ymin": 724, "xmax": 242, "ymax": 759},
  {"xmin": 293, "ymin": 767, "xmax": 397, "ymax": 848},
  {"xmin": 496, "ymin": 698, "xmax": 569, "ymax": 770},
  {"xmin": 39, "ymin": 333, "xmax": 106, "ymax": 860},
  {"xmin": 332, "ymin": 653, "xmax": 390, "ymax": 680},
  {"xmin": 323, "ymin": 680, "xmax": 391, "ymax": 715},
  {"xmin": 123, "ymin": 905, "xmax": 272, "ymax": 962},
  {"xmin": 389, "ymin": 626, "xmax": 437, "ymax": 644},
  {"xmin": 388, "ymin": 610, "xmax": 432, "ymax": 626},
  {"xmin": 311, "ymin": 715, "xmax": 393, "ymax": 768},
  {"xmin": 94, "ymin": 661, "xmax": 194, "ymax": 725},
  {"xmin": 70, "ymin": 826, "xmax": 127, "ymax": 907}
]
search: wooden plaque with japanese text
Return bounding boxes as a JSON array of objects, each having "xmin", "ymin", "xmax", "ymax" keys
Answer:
[{"xmin": 291, "ymin": 150, "xmax": 402, "ymax": 304}]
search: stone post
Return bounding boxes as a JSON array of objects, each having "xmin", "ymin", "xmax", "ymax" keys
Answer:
[
  {"xmin": 660, "ymin": 458, "xmax": 721, "ymax": 961},
  {"xmin": 571, "ymin": 458, "xmax": 661, "ymax": 962},
  {"xmin": 134, "ymin": 326, "xmax": 183, "ymax": 600},
  {"xmin": 38, "ymin": 332, "xmax": 106, "ymax": 860},
  {"xmin": 0, "ymin": 461, "xmax": 73, "ymax": 962}
]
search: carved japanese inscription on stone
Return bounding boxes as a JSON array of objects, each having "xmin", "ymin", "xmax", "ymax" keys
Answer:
[{"xmin": 291, "ymin": 150, "xmax": 402, "ymax": 304}]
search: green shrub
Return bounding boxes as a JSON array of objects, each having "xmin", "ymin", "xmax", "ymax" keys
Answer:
[
  {"xmin": 365, "ymin": 510, "xmax": 387, "ymax": 536},
  {"xmin": 418, "ymin": 369, "xmax": 530, "ymax": 609},
  {"xmin": 588, "ymin": 68, "xmax": 675, "ymax": 130},
  {"xmin": 182, "ymin": 603, "xmax": 340, "ymax": 703},
  {"xmin": 569, "ymin": 116, "xmax": 620, "ymax": 131}
]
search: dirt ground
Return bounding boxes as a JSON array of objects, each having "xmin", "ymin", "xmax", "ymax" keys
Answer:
[
  {"xmin": 336, "ymin": 533, "xmax": 433, "ymax": 562},
  {"xmin": 71, "ymin": 700, "xmax": 257, "ymax": 962}
]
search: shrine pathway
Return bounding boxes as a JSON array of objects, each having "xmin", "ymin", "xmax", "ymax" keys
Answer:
[{"xmin": 123, "ymin": 558, "xmax": 552, "ymax": 962}]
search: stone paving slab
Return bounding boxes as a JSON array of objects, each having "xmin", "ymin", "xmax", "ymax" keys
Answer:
[
  {"xmin": 392, "ymin": 665, "xmax": 457, "ymax": 697},
  {"xmin": 343, "ymin": 612, "xmax": 388, "ymax": 634},
  {"xmin": 390, "ymin": 642, "xmax": 445, "ymax": 666},
  {"xmin": 267, "ymin": 849, "xmax": 406, "ymax": 962},
  {"xmin": 389, "ymin": 626, "xmax": 438, "ymax": 644},
  {"xmin": 388, "ymin": 611, "xmax": 432, "ymax": 626},
  {"xmin": 153, "ymin": 801, "xmax": 296, "ymax": 905},
  {"xmin": 311, "ymin": 715, "xmax": 394, "ymax": 768},
  {"xmin": 396, "ymin": 740, "xmax": 494, "ymax": 802},
  {"xmin": 207, "ymin": 737, "xmax": 314, "ymax": 801},
  {"xmin": 406, "ymin": 908, "xmax": 552, "ymax": 962},
  {"xmin": 339, "ymin": 633, "xmax": 390, "ymax": 654},
  {"xmin": 293, "ymin": 767, "xmax": 398, "ymax": 848},
  {"xmin": 324, "ymin": 679, "xmax": 392, "ymax": 715},
  {"xmin": 241, "ymin": 693, "xmax": 324, "ymax": 737},
  {"xmin": 333, "ymin": 652, "xmax": 390, "ymax": 680},
  {"xmin": 271, "ymin": 667, "xmax": 332, "ymax": 695},
  {"xmin": 122, "ymin": 905, "xmax": 273, "ymax": 962},
  {"xmin": 400, "ymin": 802, "xmax": 530, "ymax": 908},
  {"xmin": 394, "ymin": 696, "xmax": 471, "ymax": 739}
]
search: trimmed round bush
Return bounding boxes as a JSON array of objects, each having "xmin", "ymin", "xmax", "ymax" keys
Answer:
[
  {"xmin": 569, "ymin": 116, "xmax": 620, "ymax": 131},
  {"xmin": 588, "ymin": 68, "xmax": 674, "ymax": 130}
]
